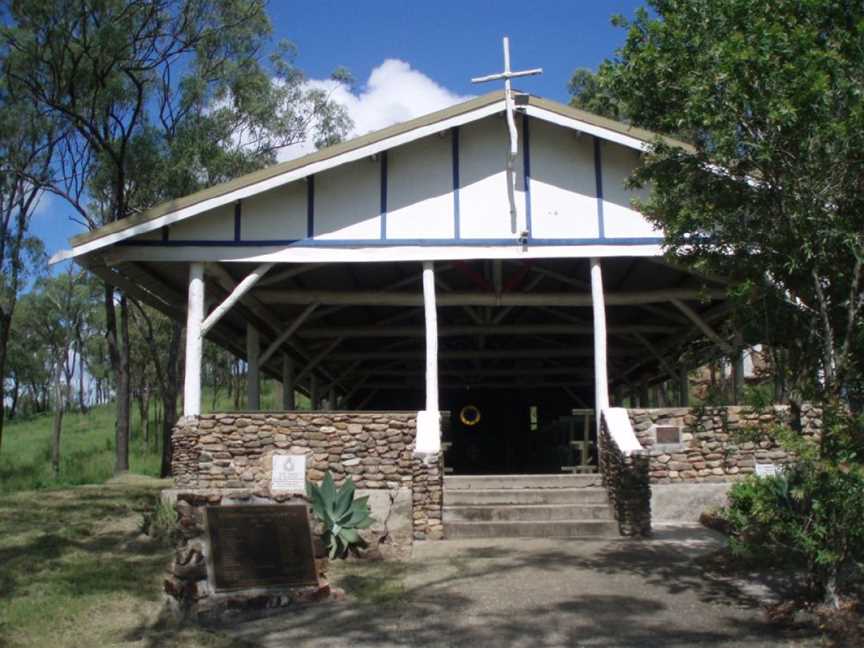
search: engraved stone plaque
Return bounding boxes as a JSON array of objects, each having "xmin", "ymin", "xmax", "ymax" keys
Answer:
[{"xmin": 206, "ymin": 504, "xmax": 318, "ymax": 591}]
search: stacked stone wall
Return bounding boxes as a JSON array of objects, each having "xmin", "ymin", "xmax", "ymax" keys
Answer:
[
  {"xmin": 598, "ymin": 414, "xmax": 651, "ymax": 537},
  {"xmin": 171, "ymin": 411, "xmax": 442, "ymax": 540},
  {"xmin": 627, "ymin": 404, "xmax": 822, "ymax": 484}
]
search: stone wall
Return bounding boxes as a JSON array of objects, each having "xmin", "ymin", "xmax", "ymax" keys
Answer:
[
  {"xmin": 171, "ymin": 411, "xmax": 443, "ymax": 541},
  {"xmin": 598, "ymin": 414, "xmax": 651, "ymax": 537},
  {"xmin": 627, "ymin": 404, "xmax": 822, "ymax": 484}
]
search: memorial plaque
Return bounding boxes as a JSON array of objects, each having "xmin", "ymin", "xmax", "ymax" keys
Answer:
[
  {"xmin": 272, "ymin": 454, "xmax": 306, "ymax": 492},
  {"xmin": 655, "ymin": 426, "xmax": 682, "ymax": 445},
  {"xmin": 206, "ymin": 504, "xmax": 318, "ymax": 591}
]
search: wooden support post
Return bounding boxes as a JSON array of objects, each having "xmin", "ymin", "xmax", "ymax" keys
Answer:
[
  {"xmin": 309, "ymin": 374, "xmax": 319, "ymax": 410},
  {"xmin": 679, "ymin": 367, "xmax": 690, "ymax": 407},
  {"xmin": 183, "ymin": 263, "xmax": 205, "ymax": 417},
  {"xmin": 732, "ymin": 332, "xmax": 745, "ymax": 405},
  {"xmin": 590, "ymin": 258, "xmax": 610, "ymax": 429},
  {"xmin": 246, "ymin": 324, "xmax": 260, "ymax": 410},
  {"xmin": 416, "ymin": 261, "xmax": 441, "ymax": 454},
  {"xmin": 328, "ymin": 386, "xmax": 337, "ymax": 411},
  {"xmin": 639, "ymin": 379, "xmax": 650, "ymax": 408},
  {"xmin": 282, "ymin": 354, "xmax": 295, "ymax": 410}
]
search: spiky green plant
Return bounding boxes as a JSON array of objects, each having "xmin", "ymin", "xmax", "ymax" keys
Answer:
[{"xmin": 307, "ymin": 472, "xmax": 374, "ymax": 558}]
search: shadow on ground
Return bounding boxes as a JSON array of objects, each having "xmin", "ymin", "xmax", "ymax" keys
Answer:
[{"xmin": 224, "ymin": 532, "xmax": 821, "ymax": 648}]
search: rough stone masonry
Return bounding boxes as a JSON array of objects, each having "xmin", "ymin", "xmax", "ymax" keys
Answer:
[{"xmin": 171, "ymin": 411, "xmax": 444, "ymax": 541}]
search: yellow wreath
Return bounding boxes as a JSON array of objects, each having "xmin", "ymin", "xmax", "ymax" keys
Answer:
[{"xmin": 459, "ymin": 404, "xmax": 481, "ymax": 426}]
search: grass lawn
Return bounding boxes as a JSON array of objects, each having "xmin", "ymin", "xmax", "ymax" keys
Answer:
[
  {"xmin": 0, "ymin": 381, "xmax": 307, "ymax": 495},
  {"xmin": 0, "ymin": 475, "xmax": 407, "ymax": 648}
]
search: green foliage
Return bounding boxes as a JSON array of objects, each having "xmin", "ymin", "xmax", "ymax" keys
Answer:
[
  {"xmin": 720, "ymin": 420, "xmax": 864, "ymax": 602},
  {"xmin": 307, "ymin": 472, "xmax": 374, "ymax": 559},
  {"xmin": 595, "ymin": 1, "xmax": 864, "ymax": 410}
]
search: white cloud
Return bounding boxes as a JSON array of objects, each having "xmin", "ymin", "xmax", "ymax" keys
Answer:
[{"xmin": 279, "ymin": 59, "xmax": 473, "ymax": 162}]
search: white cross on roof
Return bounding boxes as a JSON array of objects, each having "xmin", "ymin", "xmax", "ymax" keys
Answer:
[{"xmin": 472, "ymin": 37, "xmax": 542, "ymax": 233}]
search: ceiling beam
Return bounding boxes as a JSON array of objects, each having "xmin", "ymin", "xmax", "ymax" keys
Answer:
[{"xmin": 253, "ymin": 288, "xmax": 728, "ymax": 307}]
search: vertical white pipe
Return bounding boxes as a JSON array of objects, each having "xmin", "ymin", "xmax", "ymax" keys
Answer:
[
  {"xmin": 282, "ymin": 354, "xmax": 295, "ymax": 410},
  {"xmin": 183, "ymin": 262, "xmax": 205, "ymax": 417},
  {"xmin": 590, "ymin": 258, "xmax": 610, "ymax": 430},
  {"xmin": 246, "ymin": 324, "xmax": 260, "ymax": 410},
  {"xmin": 416, "ymin": 261, "xmax": 441, "ymax": 454}
]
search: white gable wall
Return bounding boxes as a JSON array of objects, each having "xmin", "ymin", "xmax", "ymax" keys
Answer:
[
  {"xmin": 170, "ymin": 204, "xmax": 234, "ymax": 241},
  {"xmin": 387, "ymin": 133, "xmax": 454, "ymax": 239},
  {"xmin": 242, "ymin": 182, "xmax": 307, "ymax": 241},
  {"xmin": 314, "ymin": 158, "xmax": 381, "ymax": 240},
  {"xmin": 121, "ymin": 111, "xmax": 663, "ymax": 256},
  {"xmin": 528, "ymin": 119, "xmax": 599, "ymax": 240},
  {"xmin": 600, "ymin": 142, "xmax": 660, "ymax": 240},
  {"xmin": 459, "ymin": 116, "xmax": 526, "ymax": 239}
]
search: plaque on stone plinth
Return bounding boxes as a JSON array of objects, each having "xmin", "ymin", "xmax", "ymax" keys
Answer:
[
  {"xmin": 206, "ymin": 504, "xmax": 318, "ymax": 591},
  {"xmin": 272, "ymin": 454, "xmax": 306, "ymax": 492}
]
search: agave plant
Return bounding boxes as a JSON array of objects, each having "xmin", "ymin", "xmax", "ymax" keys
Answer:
[{"xmin": 307, "ymin": 472, "xmax": 374, "ymax": 558}]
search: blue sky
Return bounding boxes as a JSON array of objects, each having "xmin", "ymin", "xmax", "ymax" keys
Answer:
[{"xmin": 38, "ymin": 0, "xmax": 645, "ymax": 259}]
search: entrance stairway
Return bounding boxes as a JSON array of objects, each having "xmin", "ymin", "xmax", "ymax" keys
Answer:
[{"xmin": 443, "ymin": 474, "xmax": 620, "ymax": 539}]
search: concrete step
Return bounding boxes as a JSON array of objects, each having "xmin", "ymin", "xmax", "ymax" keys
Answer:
[
  {"xmin": 444, "ymin": 487, "xmax": 609, "ymax": 506},
  {"xmin": 445, "ymin": 473, "xmax": 601, "ymax": 490},
  {"xmin": 444, "ymin": 519, "xmax": 620, "ymax": 539},
  {"xmin": 444, "ymin": 503, "xmax": 612, "ymax": 523}
]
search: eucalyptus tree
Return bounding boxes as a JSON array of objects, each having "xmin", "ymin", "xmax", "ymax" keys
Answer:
[
  {"xmin": 594, "ymin": 0, "xmax": 864, "ymax": 419},
  {"xmin": 0, "ymin": 78, "xmax": 54, "ymax": 454},
  {"xmin": 2, "ymin": 0, "xmax": 350, "ymax": 472}
]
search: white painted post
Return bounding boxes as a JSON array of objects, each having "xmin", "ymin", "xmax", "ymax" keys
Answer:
[
  {"xmin": 183, "ymin": 263, "xmax": 205, "ymax": 417},
  {"xmin": 282, "ymin": 354, "xmax": 295, "ymax": 410},
  {"xmin": 590, "ymin": 258, "xmax": 610, "ymax": 430},
  {"xmin": 416, "ymin": 261, "xmax": 441, "ymax": 454},
  {"xmin": 246, "ymin": 324, "xmax": 260, "ymax": 410}
]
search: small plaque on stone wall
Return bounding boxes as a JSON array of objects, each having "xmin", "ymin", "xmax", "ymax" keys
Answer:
[
  {"xmin": 755, "ymin": 463, "xmax": 780, "ymax": 478},
  {"xmin": 655, "ymin": 426, "xmax": 682, "ymax": 445},
  {"xmin": 272, "ymin": 454, "xmax": 306, "ymax": 492},
  {"xmin": 206, "ymin": 504, "xmax": 318, "ymax": 591}
]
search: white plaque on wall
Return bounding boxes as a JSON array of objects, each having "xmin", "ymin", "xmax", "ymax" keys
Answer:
[
  {"xmin": 272, "ymin": 454, "xmax": 306, "ymax": 492},
  {"xmin": 755, "ymin": 463, "xmax": 779, "ymax": 478}
]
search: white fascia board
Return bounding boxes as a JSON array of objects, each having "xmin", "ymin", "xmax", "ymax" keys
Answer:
[
  {"xmin": 64, "ymin": 101, "xmax": 508, "ymax": 261},
  {"xmin": 104, "ymin": 243, "xmax": 664, "ymax": 265},
  {"xmin": 524, "ymin": 105, "xmax": 650, "ymax": 152}
]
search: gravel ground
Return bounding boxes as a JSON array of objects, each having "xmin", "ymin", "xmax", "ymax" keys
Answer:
[{"xmin": 225, "ymin": 525, "xmax": 819, "ymax": 648}]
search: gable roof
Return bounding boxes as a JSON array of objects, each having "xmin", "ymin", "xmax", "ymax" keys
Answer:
[{"xmin": 57, "ymin": 91, "xmax": 691, "ymax": 262}]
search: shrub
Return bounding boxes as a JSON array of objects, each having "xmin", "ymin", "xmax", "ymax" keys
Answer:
[
  {"xmin": 307, "ymin": 472, "xmax": 374, "ymax": 559},
  {"xmin": 720, "ymin": 419, "xmax": 864, "ymax": 606}
]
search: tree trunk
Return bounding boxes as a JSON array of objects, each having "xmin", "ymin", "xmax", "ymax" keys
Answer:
[
  {"xmin": 138, "ymin": 386, "xmax": 150, "ymax": 446},
  {"xmin": 52, "ymin": 365, "xmax": 64, "ymax": 480},
  {"xmin": 77, "ymin": 338, "xmax": 87, "ymax": 413},
  {"xmin": 0, "ymin": 310, "xmax": 11, "ymax": 455},
  {"xmin": 160, "ymin": 321, "xmax": 182, "ymax": 477},
  {"xmin": 105, "ymin": 284, "xmax": 131, "ymax": 474},
  {"xmin": 9, "ymin": 375, "xmax": 19, "ymax": 420}
]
